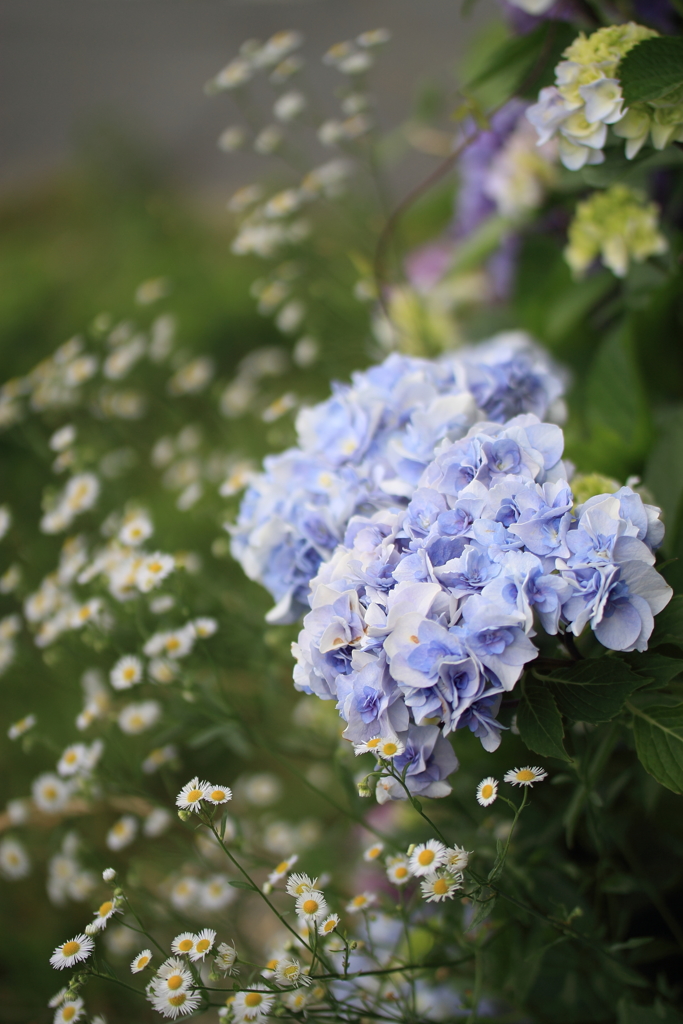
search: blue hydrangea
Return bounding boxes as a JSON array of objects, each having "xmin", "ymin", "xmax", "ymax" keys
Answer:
[
  {"xmin": 230, "ymin": 332, "xmax": 566, "ymax": 623},
  {"xmin": 291, "ymin": 414, "xmax": 671, "ymax": 801}
]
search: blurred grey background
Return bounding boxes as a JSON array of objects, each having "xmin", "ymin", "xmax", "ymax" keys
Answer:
[{"xmin": 0, "ymin": 0, "xmax": 496, "ymax": 204}]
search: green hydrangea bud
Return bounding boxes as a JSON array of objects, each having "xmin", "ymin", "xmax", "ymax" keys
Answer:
[
  {"xmin": 565, "ymin": 184, "xmax": 667, "ymax": 279},
  {"xmin": 571, "ymin": 472, "xmax": 622, "ymax": 507}
]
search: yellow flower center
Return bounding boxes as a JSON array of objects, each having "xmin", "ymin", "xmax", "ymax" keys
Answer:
[
  {"xmin": 169, "ymin": 994, "xmax": 186, "ymax": 1007},
  {"xmin": 98, "ymin": 901, "xmax": 113, "ymax": 917},
  {"xmin": 62, "ymin": 941, "xmax": 80, "ymax": 957},
  {"xmin": 62, "ymin": 1008, "xmax": 76, "ymax": 1022},
  {"xmin": 123, "ymin": 667, "xmax": 136, "ymax": 680},
  {"xmin": 366, "ymin": 738, "xmax": 381, "ymax": 749},
  {"xmin": 367, "ymin": 846, "xmax": 382, "ymax": 858},
  {"xmin": 433, "ymin": 879, "xmax": 449, "ymax": 895},
  {"xmin": 352, "ymin": 895, "xmax": 367, "ymax": 907},
  {"xmin": 418, "ymin": 850, "xmax": 435, "ymax": 866},
  {"xmin": 245, "ymin": 993, "xmax": 263, "ymax": 1008},
  {"xmin": 395, "ymin": 866, "xmax": 408, "ymax": 879},
  {"xmin": 186, "ymin": 789, "xmax": 204, "ymax": 803},
  {"xmin": 148, "ymin": 561, "xmax": 163, "ymax": 574},
  {"xmin": 266, "ymin": 959, "xmax": 278, "ymax": 970},
  {"xmin": 177, "ymin": 939, "xmax": 194, "ymax": 952},
  {"xmin": 168, "ymin": 974, "xmax": 184, "ymax": 990},
  {"xmin": 65, "ymin": 751, "xmax": 78, "ymax": 764},
  {"xmin": 283, "ymin": 965, "xmax": 298, "ymax": 978},
  {"xmin": 44, "ymin": 786, "xmax": 58, "ymax": 800},
  {"xmin": 211, "ymin": 790, "xmax": 225, "ymax": 801},
  {"xmin": 275, "ymin": 860, "xmax": 289, "ymax": 873},
  {"xmin": 137, "ymin": 955, "xmax": 150, "ymax": 968},
  {"xmin": 516, "ymin": 770, "xmax": 535, "ymax": 782},
  {"xmin": 302, "ymin": 899, "xmax": 319, "ymax": 915},
  {"xmin": 481, "ymin": 784, "xmax": 494, "ymax": 799},
  {"xmin": 381, "ymin": 743, "xmax": 397, "ymax": 756},
  {"xmin": 196, "ymin": 939, "xmax": 210, "ymax": 953},
  {"xmin": 166, "ymin": 637, "xmax": 180, "ymax": 651}
]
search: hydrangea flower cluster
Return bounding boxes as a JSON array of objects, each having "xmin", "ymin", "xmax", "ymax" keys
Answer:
[
  {"xmin": 292, "ymin": 412, "xmax": 671, "ymax": 800},
  {"xmin": 526, "ymin": 23, "xmax": 663, "ymax": 169},
  {"xmin": 564, "ymin": 184, "xmax": 668, "ymax": 278},
  {"xmin": 230, "ymin": 333, "xmax": 566, "ymax": 623}
]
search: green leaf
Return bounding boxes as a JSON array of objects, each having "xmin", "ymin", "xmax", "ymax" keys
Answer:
[
  {"xmin": 629, "ymin": 701, "xmax": 683, "ymax": 794},
  {"xmin": 618, "ymin": 997, "xmax": 683, "ymax": 1024},
  {"xmin": 584, "ymin": 324, "xmax": 651, "ymax": 477},
  {"xmin": 650, "ymin": 594, "xmax": 683, "ymax": 648},
  {"xmin": 543, "ymin": 659, "xmax": 645, "ymax": 723},
  {"xmin": 517, "ymin": 681, "xmax": 570, "ymax": 760},
  {"xmin": 625, "ymin": 651, "xmax": 683, "ymax": 688},
  {"xmin": 620, "ymin": 37, "xmax": 683, "ymax": 106},
  {"xmin": 468, "ymin": 892, "xmax": 497, "ymax": 930},
  {"xmin": 645, "ymin": 406, "xmax": 683, "ymax": 555},
  {"xmin": 229, "ymin": 879, "xmax": 257, "ymax": 891},
  {"xmin": 466, "ymin": 21, "xmax": 575, "ymax": 97}
]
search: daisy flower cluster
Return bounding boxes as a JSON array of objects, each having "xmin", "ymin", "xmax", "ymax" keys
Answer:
[
  {"xmin": 292, "ymin": 406, "xmax": 670, "ymax": 798},
  {"xmin": 231, "ymin": 332, "xmax": 566, "ymax": 623}
]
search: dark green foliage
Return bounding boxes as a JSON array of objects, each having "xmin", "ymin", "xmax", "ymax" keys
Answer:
[
  {"xmin": 620, "ymin": 37, "xmax": 683, "ymax": 105},
  {"xmin": 518, "ymin": 679, "xmax": 570, "ymax": 760}
]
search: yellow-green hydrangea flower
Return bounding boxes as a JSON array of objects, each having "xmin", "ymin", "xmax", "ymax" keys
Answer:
[{"xmin": 565, "ymin": 185, "xmax": 667, "ymax": 278}]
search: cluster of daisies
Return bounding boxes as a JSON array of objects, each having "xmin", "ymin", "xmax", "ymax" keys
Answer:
[{"xmin": 476, "ymin": 765, "xmax": 548, "ymax": 807}]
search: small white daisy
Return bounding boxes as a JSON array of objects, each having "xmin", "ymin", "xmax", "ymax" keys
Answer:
[
  {"xmin": 149, "ymin": 988, "xmax": 201, "ymax": 1019},
  {"xmin": 409, "ymin": 840, "xmax": 448, "ymax": 878},
  {"xmin": 353, "ymin": 737, "xmax": 382, "ymax": 756},
  {"xmin": 171, "ymin": 933, "xmax": 196, "ymax": 957},
  {"xmin": 131, "ymin": 949, "xmax": 153, "ymax": 973},
  {"xmin": 200, "ymin": 874, "xmax": 236, "ymax": 912},
  {"xmin": 346, "ymin": 891, "xmax": 377, "ymax": 914},
  {"xmin": 376, "ymin": 738, "xmax": 405, "ymax": 759},
  {"xmin": 189, "ymin": 928, "xmax": 216, "ymax": 961},
  {"xmin": 106, "ymin": 815, "xmax": 138, "ymax": 851},
  {"xmin": 110, "ymin": 655, "xmax": 143, "ymax": 691},
  {"xmin": 0, "ymin": 836, "xmax": 30, "ymax": 879},
  {"xmin": 57, "ymin": 743, "xmax": 90, "ymax": 777},
  {"xmin": 444, "ymin": 845, "xmax": 471, "ymax": 871},
  {"xmin": 90, "ymin": 896, "xmax": 121, "ymax": 931},
  {"xmin": 53, "ymin": 997, "xmax": 85, "ymax": 1024},
  {"xmin": 136, "ymin": 552, "xmax": 175, "ymax": 593},
  {"xmin": 214, "ymin": 940, "xmax": 238, "ymax": 975},
  {"xmin": 386, "ymin": 855, "xmax": 411, "ymax": 886},
  {"xmin": 32, "ymin": 773, "xmax": 71, "ymax": 813},
  {"xmin": 204, "ymin": 784, "xmax": 232, "ymax": 805},
  {"xmin": 49, "ymin": 933, "xmax": 95, "ymax": 970},
  {"xmin": 118, "ymin": 513, "xmax": 153, "ymax": 547},
  {"xmin": 117, "ymin": 701, "xmax": 161, "ymax": 735},
  {"xmin": 7, "ymin": 714, "xmax": 36, "ymax": 741},
  {"xmin": 282, "ymin": 988, "xmax": 310, "ymax": 1011},
  {"xmin": 295, "ymin": 890, "xmax": 328, "ymax": 922},
  {"xmin": 148, "ymin": 658, "xmax": 178, "ymax": 684},
  {"xmin": 102, "ymin": 867, "xmax": 116, "ymax": 882},
  {"xmin": 504, "ymin": 766, "xmax": 548, "ymax": 787},
  {"xmin": 285, "ymin": 872, "xmax": 317, "ymax": 897},
  {"xmin": 363, "ymin": 842, "xmax": 384, "ymax": 863},
  {"xmin": 143, "ymin": 807, "xmax": 173, "ymax": 838},
  {"xmin": 267, "ymin": 854, "xmax": 298, "ymax": 886},
  {"xmin": 193, "ymin": 617, "xmax": 218, "ymax": 638},
  {"xmin": 48, "ymin": 987, "xmax": 68, "ymax": 1008},
  {"xmin": 232, "ymin": 986, "xmax": 274, "ymax": 1021},
  {"xmin": 420, "ymin": 870, "xmax": 463, "ymax": 903},
  {"xmin": 274, "ymin": 958, "xmax": 311, "ymax": 987},
  {"xmin": 141, "ymin": 744, "xmax": 177, "ymax": 774},
  {"xmin": 320, "ymin": 913, "xmax": 340, "ymax": 936},
  {"xmin": 476, "ymin": 777, "xmax": 499, "ymax": 807},
  {"xmin": 176, "ymin": 777, "xmax": 210, "ymax": 812}
]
